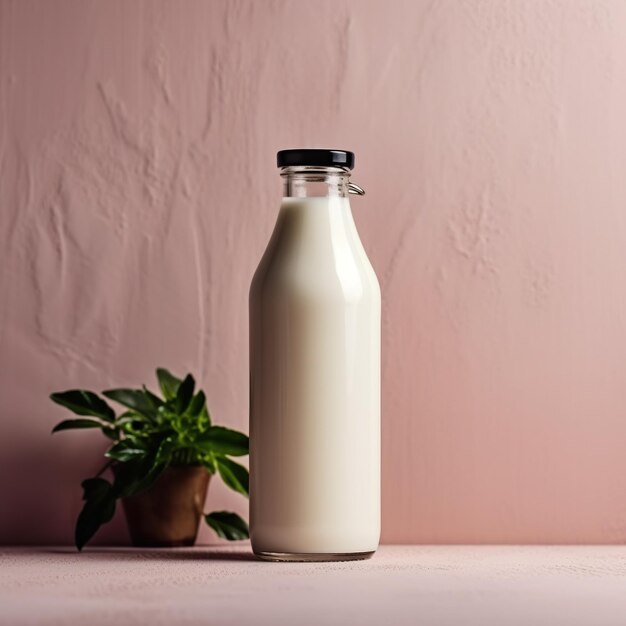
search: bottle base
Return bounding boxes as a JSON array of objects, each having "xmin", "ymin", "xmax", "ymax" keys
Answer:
[{"xmin": 254, "ymin": 550, "xmax": 375, "ymax": 563}]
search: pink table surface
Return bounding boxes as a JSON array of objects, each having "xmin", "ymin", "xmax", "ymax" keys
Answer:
[{"xmin": 2, "ymin": 545, "xmax": 626, "ymax": 625}]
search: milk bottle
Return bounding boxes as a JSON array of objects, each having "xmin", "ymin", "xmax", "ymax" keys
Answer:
[{"xmin": 249, "ymin": 149, "xmax": 380, "ymax": 561}]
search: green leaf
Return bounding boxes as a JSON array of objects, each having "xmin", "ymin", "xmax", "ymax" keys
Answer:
[
  {"xmin": 128, "ymin": 462, "xmax": 166, "ymax": 496},
  {"xmin": 198, "ymin": 403, "xmax": 211, "ymax": 426},
  {"xmin": 175, "ymin": 374, "xmax": 195, "ymax": 414},
  {"xmin": 143, "ymin": 386, "xmax": 164, "ymax": 410},
  {"xmin": 216, "ymin": 457, "xmax": 249, "ymax": 497},
  {"xmin": 50, "ymin": 390, "xmax": 115, "ymax": 422},
  {"xmin": 186, "ymin": 390, "xmax": 206, "ymax": 418},
  {"xmin": 112, "ymin": 449, "xmax": 166, "ymax": 498},
  {"xmin": 75, "ymin": 478, "xmax": 116, "ymax": 551},
  {"xmin": 155, "ymin": 436, "xmax": 179, "ymax": 465},
  {"xmin": 196, "ymin": 426, "xmax": 249, "ymax": 456},
  {"xmin": 204, "ymin": 511, "xmax": 249, "ymax": 541},
  {"xmin": 103, "ymin": 389, "xmax": 157, "ymax": 419},
  {"xmin": 201, "ymin": 453, "xmax": 217, "ymax": 475},
  {"xmin": 102, "ymin": 427, "xmax": 119, "ymax": 440},
  {"xmin": 115, "ymin": 411, "xmax": 146, "ymax": 427},
  {"xmin": 81, "ymin": 477, "xmax": 112, "ymax": 500},
  {"xmin": 156, "ymin": 368, "xmax": 182, "ymax": 401},
  {"xmin": 105, "ymin": 440, "xmax": 147, "ymax": 462},
  {"xmin": 52, "ymin": 418, "xmax": 109, "ymax": 433}
]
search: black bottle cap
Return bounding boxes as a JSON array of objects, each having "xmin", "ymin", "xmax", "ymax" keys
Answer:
[{"xmin": 277, "ymin": 149, "xmax": 355, "ymax": 170}]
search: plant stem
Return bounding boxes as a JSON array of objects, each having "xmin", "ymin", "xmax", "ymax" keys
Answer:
[{"xmin": 95, "ymin": 459, "xmax": 113, "ymax": 478}]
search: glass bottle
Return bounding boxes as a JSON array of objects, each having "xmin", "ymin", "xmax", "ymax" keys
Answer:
[{"xmin": 249, "ymin": 150, "xmax": 380, "ymax": 561}]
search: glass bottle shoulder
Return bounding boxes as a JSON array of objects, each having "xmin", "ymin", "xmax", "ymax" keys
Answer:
[{"xmin": 250, "ymin": 198, "xmax": 379, "ymax": 305}]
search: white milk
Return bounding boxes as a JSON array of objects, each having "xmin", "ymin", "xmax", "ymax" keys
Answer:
[{"xmin": 249, "ymin": 193, "xmax": 380, "ymax": 560}]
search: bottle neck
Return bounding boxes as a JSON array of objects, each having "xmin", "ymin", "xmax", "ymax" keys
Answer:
[{"xmin": 281, "ymin": 166, "xmax": 350, "ymax": 199}]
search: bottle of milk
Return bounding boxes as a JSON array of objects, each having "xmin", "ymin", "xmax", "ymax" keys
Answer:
[{"xmin": 249, "ymin": 149, "xmax": 380, "ymax": 561}]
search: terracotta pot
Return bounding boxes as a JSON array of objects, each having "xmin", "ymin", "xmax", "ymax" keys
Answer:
[{"xmin": 120, "ymin": 465, "xmax": 210, "ymax": 547}]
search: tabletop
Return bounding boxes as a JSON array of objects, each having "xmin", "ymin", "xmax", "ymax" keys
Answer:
[{"xmin": 2, "ymin": 545, "xmax": 626, "ymax": 625}]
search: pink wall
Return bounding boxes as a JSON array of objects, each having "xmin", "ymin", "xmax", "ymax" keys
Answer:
[{"xmin": 1, "ymin": 0, "xmax": 626, "ymax": 545}]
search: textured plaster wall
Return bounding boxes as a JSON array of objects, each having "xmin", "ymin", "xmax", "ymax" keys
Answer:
[{"xmin": 1, "ymin": 0, "xmax": 626, "ymax": 545}]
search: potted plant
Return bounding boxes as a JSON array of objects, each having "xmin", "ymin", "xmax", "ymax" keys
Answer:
[{"xmin": 51, "ymin": 368, "xmax": 249, "ymax": 550}]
